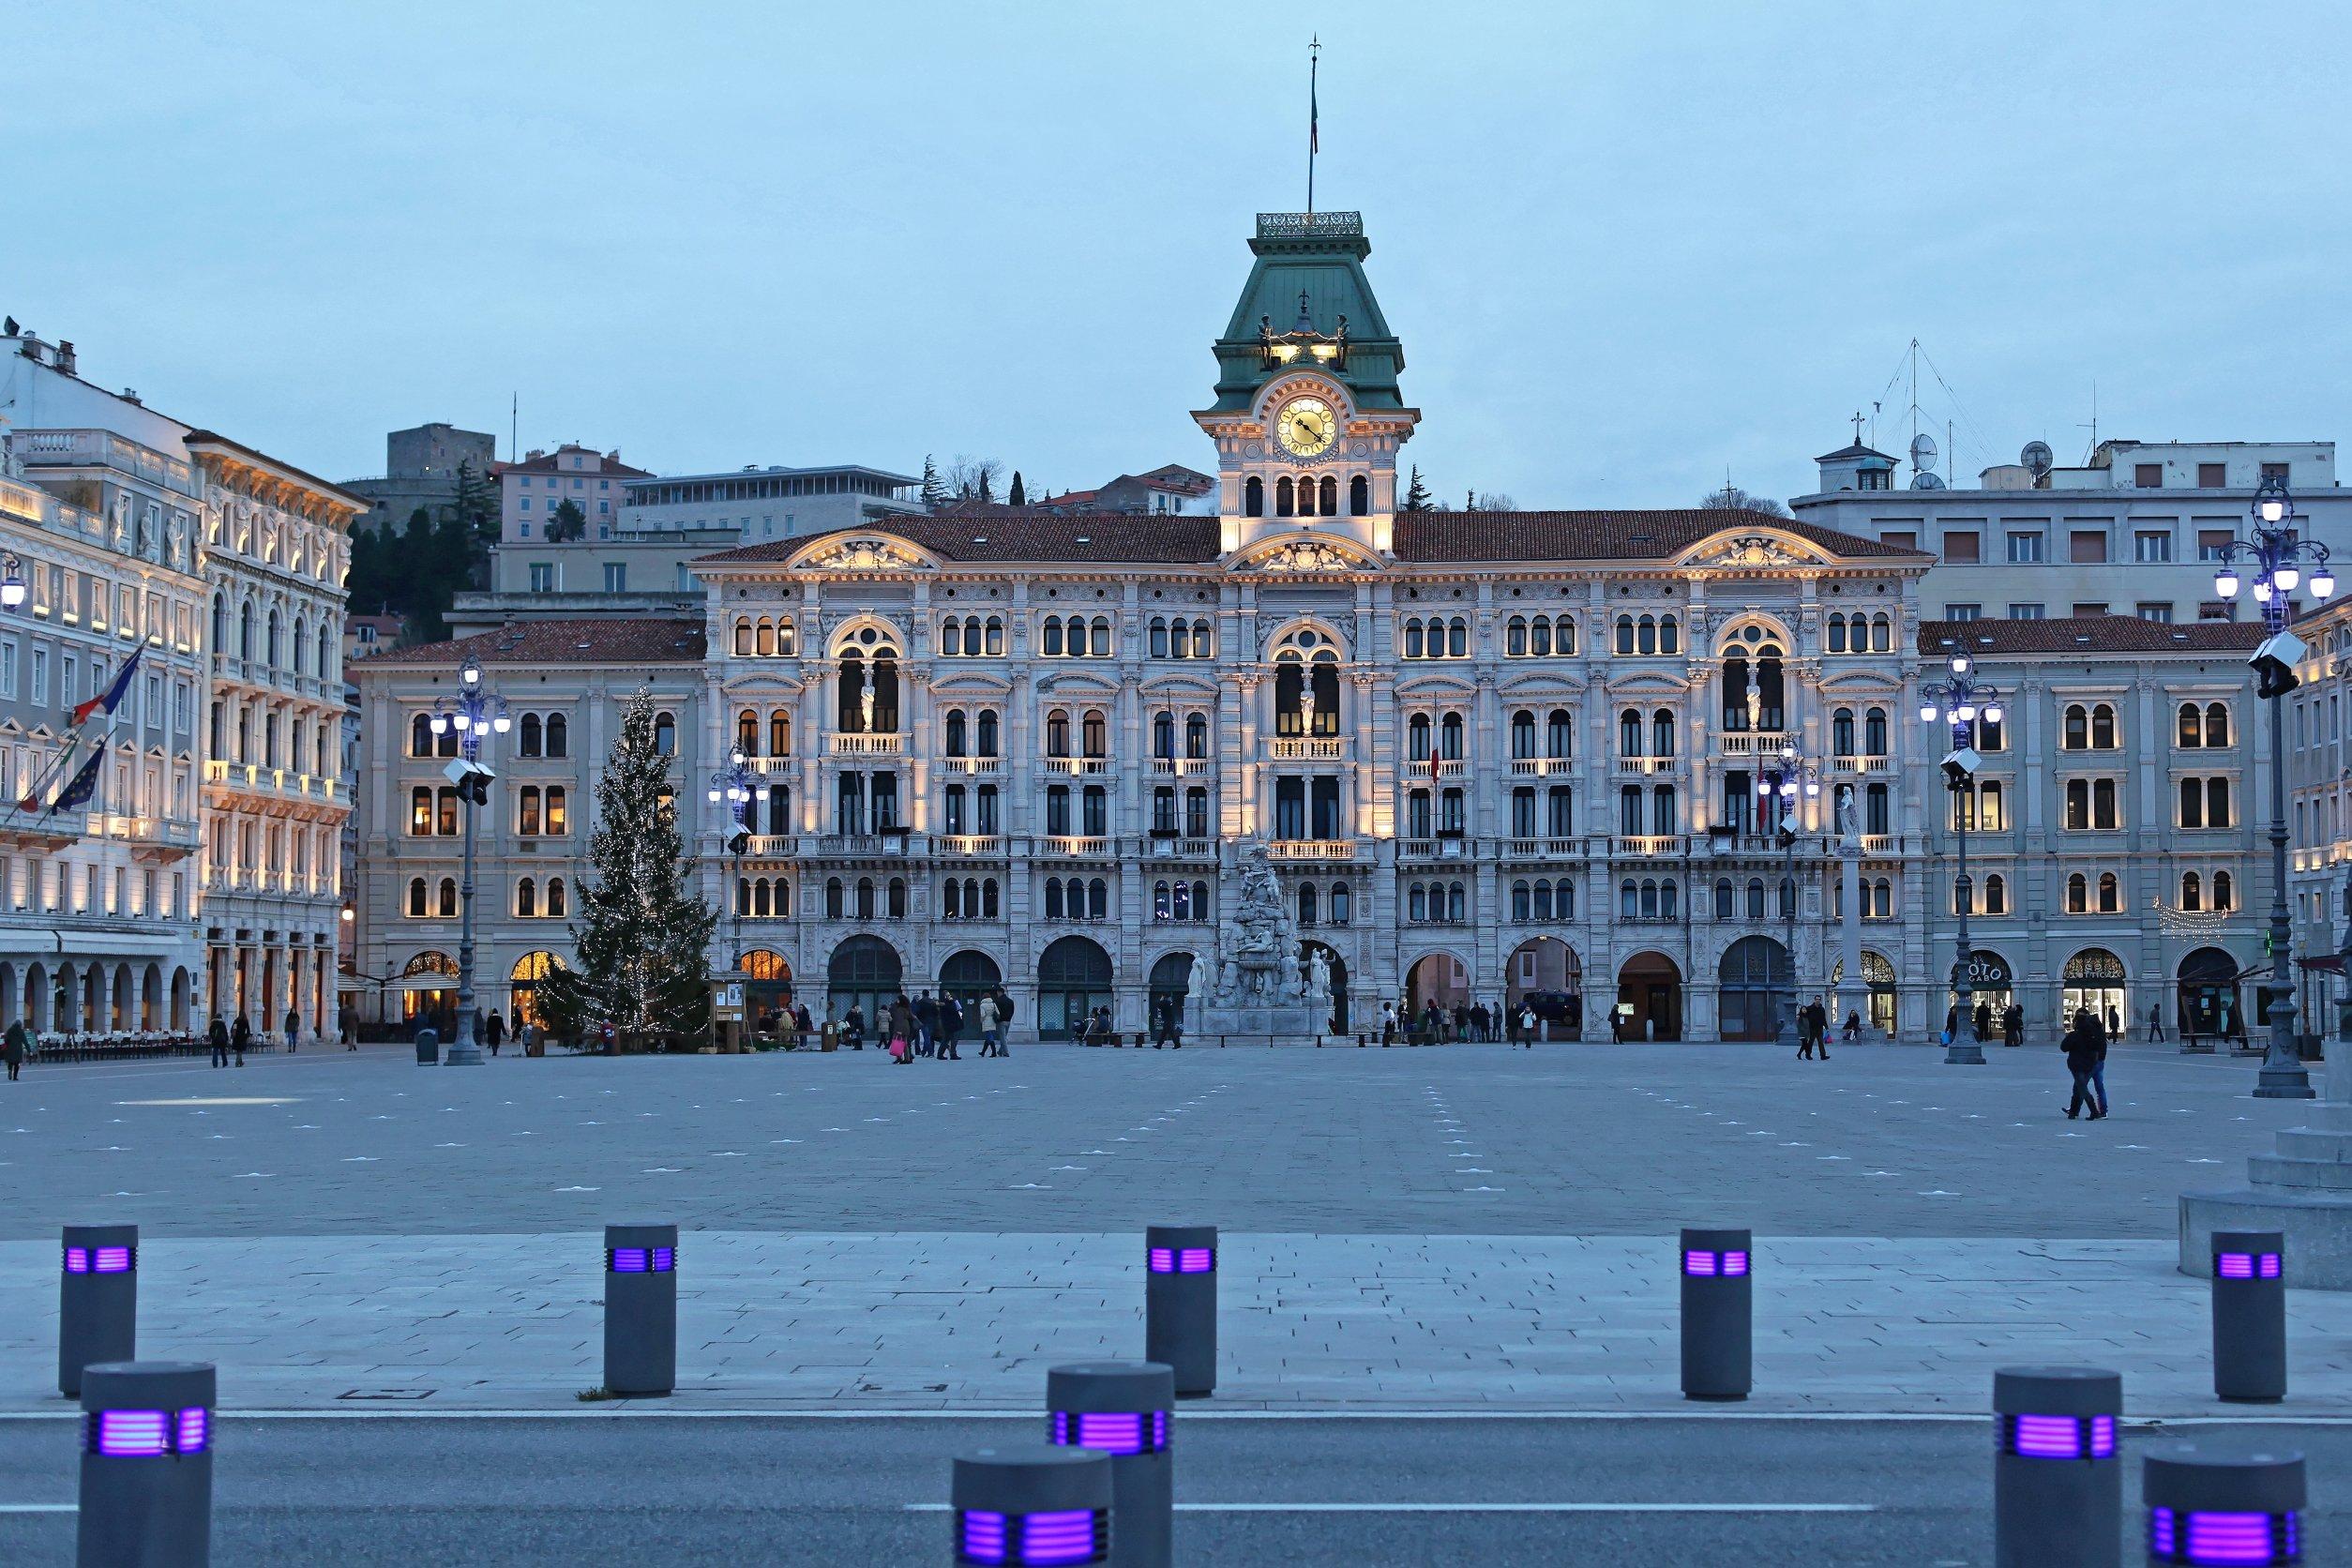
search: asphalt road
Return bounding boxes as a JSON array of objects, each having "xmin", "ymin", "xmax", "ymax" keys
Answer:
[
  {"xmin": 0, "ymin": 1038, "xmax": 2300, "ymax": 1239},
  {"xmin": 0, "ymin": 1414, "xmax": 2339, "ymax": 1565}
]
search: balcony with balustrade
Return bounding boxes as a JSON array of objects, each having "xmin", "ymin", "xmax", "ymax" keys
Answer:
[
  {"xmin": 1040, "ymin": 755, "xmax": 1113, "ymax": 776},
  {"xmin": 1150, "ymin": 757, "xmax": 1212, "ymax": 778},
  {"xmin": 1143, "ymin": 837, "xmax": 1218, "ymax": 861},
  {"xmin": 1398, "ymin": 836, "xmax": 1473, "ymax": 863},
  {"xmin": 1040, "ymin": 835, "xmax": 1117, "ymax": 858},
  {"xmin": 1269, "ymin": 736, "xmax": 1349, "ymax": 761},
  {"xmin": 1403, "ymin": 757, "xmax": 1469, "ymax": 781},
  {"xmin": 1502, "ymin": 837, "xmax": 1584, "ymax": 863},
  {"xmin": 829, "ymin": 733, "xmax": 902, "ymax": 757},
  {"xmin": 938, "ymin": 756, "xmax": 1003, "ymax": 776},
  {"xmin": 1831, "ymin": 754, "xmax": 1896, "ymax": 775},
  {"xmin": 1509, "ymin": 756, "xmax": 1576, "ymax": 777},
  {"xmin": 1717, "ymin": 731, "xmax": 1792, "ymax": 757},
  {"xmin": 1612, "ymin": 835, "xmax": 1685, "ymax": 857},
  {"xmin": 1269, "ymin": 838, "xmax": 1358, "ymax": 862},
  {"xmin": 1611, "ymin": 755, "xmax": 1677, "ymax": 778}
]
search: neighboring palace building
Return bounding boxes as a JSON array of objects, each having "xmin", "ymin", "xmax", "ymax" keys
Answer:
[
  {"xmin": 0, "ymin": 327, "xmax": 358, "ymax": 1041},
  {"xmin": 349, "ymin": 210, "xmax": 2289, "ymax": 1042}
]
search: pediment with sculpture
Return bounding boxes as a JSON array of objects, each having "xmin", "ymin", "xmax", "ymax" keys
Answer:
[
  {"xmin": 1674, "ymin": 529, "xmax": 1835, "ymax": 572},
  {"xmin": 1229, "ymin": 535, "xmax": 1381, "ymax": 575},
  {"xmin": 794, "ymin": 535, "xmax": 937, "ymax": 573}
]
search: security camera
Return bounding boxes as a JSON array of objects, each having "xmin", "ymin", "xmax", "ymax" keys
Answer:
[
  {"xmin": 1942, "ymin": 746, "xmax": 1981, "ymax": 788},
  {"xmin": 2251, "ymin": 629, "xmax": 2308, "ymax": 700}
]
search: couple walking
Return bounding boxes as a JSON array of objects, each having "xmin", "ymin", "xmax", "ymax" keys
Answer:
[
  {"xmin": 1794, "ymin": 997, "xmax": 1832, "ymax": 1060},
  {"xmin": 2063, "ymin": 1007, "xmax": 2112, "ymax": 1120}
]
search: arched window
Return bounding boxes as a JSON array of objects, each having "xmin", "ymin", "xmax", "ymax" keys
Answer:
[
  {"xmin": 1349, "ymin": 475, "xmax": 1369, "ymax": 515},
  {"xmin": 1319, "ymin": 475, "xmax": 1338, "ymax": 514},
  {"xmin": 2067, "ymin": 872, "xmax": 2088, "ymax": 912},
  {"xmin": 265, "ymin": 609, "xmax": 280, "ymax": 667},
  {"xmin": 1615, "ymin": 615, "xmax": 1635, "ymax": 655},
  {"xmin": 1440, "ymin": 711, "xmax": 1465, "ymax": 761},
  {"xmin": 520, "ymin": 713, "xmax": 546, "ymax": 757},
  {"xmin": 977, "ymin": 711, "xmax": 1000, "ymax": 756},
  {"xmin": 824, "ymin": 877, "xmax": 844, "ymax": 918},
  {"xmin": 1651, "ymin": 709, "xmax": 1672, "ymax": 758},
  {"xmin": 766, "ymin": 710, "xmax": 787, "ymax": 756},
  {"xmin": 2178, "ymin": 701, "xmax": 2202, "ymax": 748},
  {"xmin": 1864, "ymin": 708, "xmax": 1888, "ymax": 757},
  {"xmin": 1507, "ymin": 617, "xmax": 1528, "ymax": 657},
  {"xmin": 1619, "ymin": 880, "xmax": 1637, "ymax": 918},
  {"xmin": 2206, "ymin": 703, "xmax": 2230, "ymax": 746},
  {"xmin": 1832, "ymin": 708, "xmax": 1855, "ymax": 757},
  {"xmin": 2098, "ymin": 871, "xmax": 2119, "ymax": 912},
  {"xmin": 1620, "ymin": 709, "xmax": 1643, "ymax": 756},
  {"xmin": 546, "ymin": 713, "xmax": 568, "ymax": 757},
  {"xmin": 407, "ymin": 878, "xmax": 427, "ymax": 917},
  {"xmin": 411, "ymin": 714, "xmax": 433, "ymax": 757},
  {"xmin": 2181, "ymin": 871, "xmax": 2204, "ymax": 912},
  {"xmin": 2063, "ymin": 704, "xmax": 2088, "ymax": 749},
  {"xmin": 945, "ymin": 710, "xmax": 968, "ymax": 756},
  {"xmin": 2090, "ymin": 703, "xmax": 2117, "ymax": 748},
  {"xmin": 1298, "ymin": 882, "xmax": 1319, "ymax": 926},
  {"xmin": 737, "ymin": 708, "xmax": 759, "ymax": 755},
  {"xmin": 437, "ymin": 877, "xmax": 458, "ymax": 918},
  {"xmin": 1275, "ymin": 476, "xmax": 1295, "ymax": 517},
  {"xmin": 654, "ymin": 712, "xmax": 676, "ymax": 755},
  {"xmin": 1870, "ymin": 614, "xmax": 1892, "ymax": 653},
  {"xmin": 1661, "ymin": 615, "xmax": 1681, "ymax": 654},
  {"xmin": 1983, "ymin": 873, "xmax": 2007, "ymax": 915},
  {"xmin": 549, "ymin": 878, "xmax": 567, "ymax": 917},
  {"xmin": 1745, "ymin": 877, "xmax": 1767, "ymax": 919},
  {"xmin": 1637, "ymin": 614, "xmax": 1657, "ymax": 656},
  {"xmin": 1512, "ymin": 710, "xmax": 1537, "ymax": 759},
  {"xmin": 1329, "ymin": 881, "xmax": 1350, "ymax": 925},
  {"xmin": 2214, "ymin": 870, "xmax": 2235, "ymax": 911},
  {"xmin": 1081, "ymin": 709, "xmax": 1107, "ymax": 758},
  {"xmin": 1040, "ymin": 618, "xmax": 1063, "ymax": 656},
  {"xmin": 1714, "ymin": 878, "xmax": 1734, "ymax": 918},
  {"xmin": 1244, "ymin": 476, "xmax": 1263, "ymax": 516},
  {"xmin": 517, "ymin": 878, "xmax": 537, "ymax": 918},
  {"xmin": 1530, "ymin": 615, "xmax": 1552, "ymax": 656},
  {"xmin": 1828, "ymin": 613, "xmax": 1847, "ymax": 654},
  {"xmin": 1185, "ymin": 714, "xmax": 1207, "ymax": 759}
]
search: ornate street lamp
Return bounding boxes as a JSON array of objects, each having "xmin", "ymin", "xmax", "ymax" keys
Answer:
[
  {"xmin": 434, "ymin": 656, "xmax": 508, "ymax": 1066},
  {"xmin": 0, "ymin": 550, "xmax": 26, "ymax": 611},
  {"xmin": 1921, "ymin": 651, "xmax": 2003, "ymax": 1065},
  {"xmin": 707, "ymin": 746, "xmax": 764, "ymax": 949},
  {"xmin": 2214, "ymin": 475, "xmax": 2332, "ymax": 1097},
  {"xmin": 1756, "ymin": 741, "xmax": 1822, "ymax": 1047}
]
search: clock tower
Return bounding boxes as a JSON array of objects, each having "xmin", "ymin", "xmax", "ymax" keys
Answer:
[{"xmin": 1194, "ymin": 211, "xmax": 1419, "ymax": 561}]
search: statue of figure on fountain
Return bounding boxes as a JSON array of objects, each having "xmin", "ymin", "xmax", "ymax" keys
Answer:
[{"xmin": 1197, "ymin": 840, "xmax": 1333, "ymax": 1042}]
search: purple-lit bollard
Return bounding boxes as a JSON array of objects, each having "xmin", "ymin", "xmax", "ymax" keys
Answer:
[
  {"xmin": 1143, "ymin": 1226, "xmax": 1216, "ymax": 1397},
  {"xmin": 78, "ymin": 1361, "xmax": 213, "ymax": 1568},
  {"xmin": 1680, "ymin": 1227, "xmax": 1751, "ymax": 1401},
  {"xmin": 952, "ymin": 1443, "xmax": 1111, "ymax": 1565},
  {"xmin": 2143, "ymin": 1445, "xmax": 2304, "ymax": 1565},
  {"xmin": 2211, "ymin": 1231, "xmax": 2286, "ymax": 1403},
  {"xmin": 603, "ymin": 1222, "xmax": 677, "ymax": 1396},
  {"xmin": 60, "ymin": 1224, "xmax": 138, "ymax": 1398},
  {"xmin": 1993, "ymin": 1365, "xmax": 2120, "ymax": 1568},
  {"xmin": 1047, "ymin": 1362, "xmax": 1173, "ymax": 1568}
]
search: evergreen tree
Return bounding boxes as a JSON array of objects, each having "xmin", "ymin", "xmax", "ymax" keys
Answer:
[
  {"xmin": 918, "ymin": 454, "xmax": 948, "ymax": 511},
  {"xmin": 546, "ymin": 497, "xmax": 587, "ymax": 542},
  {"xmin": 535, "ymin": 689, "xmax": 716, "ymax": 1050},
  {"xmin": 451, "ymin": 460, "xmax": 499, "ymax": 542},
  {"xmin": 1007, "ymin": 470, "xmax": 1027, "ymax": 507},
  {"xmin": 1400, "ymin": 465, "xmax": 1432, "ymax": 512}
]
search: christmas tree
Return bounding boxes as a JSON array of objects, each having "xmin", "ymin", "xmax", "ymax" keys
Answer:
[{"xmin": 535, "ymin": 689, "xmax": 716, "ymax": 1050}]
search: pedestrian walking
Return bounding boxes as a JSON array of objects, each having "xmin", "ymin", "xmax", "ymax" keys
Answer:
[
  {"xmin": 209, "ymin": 1015, "xmax": 231, "ymax": 1068},
  {"xmin": 1517, "ymin": 1004, "xmax": 1536, "ymax": 1048},
  {"xmin": 283, "ymin": 1006, "xmax": 302, "ymax": 1052},
  {"xmin": 844, "ymin": 1003, "xmax": 866, "ymax": 1050},
  {"xmin": 2063, "ymin": 1013, "xmax": 2106, "ymax": 1120},
  {"xmin": 484, "ymin": 1009, "xmax": 505, "ymax": 1058},
  {"xmin": 3, "ymin": 1017, "xmax": 26, "ymax": 1081},
  {"xmin": 978, "ymin": 992, "xmax": 1003, "ymax": 1058},
  {"xmin": 990, "ymin": 987, "xmax": 1015, "ymax": 1056},
  {"xmin": 339, "ymin": 1004, "xmax": 357, "ymax": 1050},
  {"xmin": 939, "ymin": 994, "xmax": 963, "ymax": 1060},
  {"xmin": 1801, "ymin": 997, "xmax": 1829, "ymax": 1059},
  {"xmin": 887, "ymin": 993, "xmax": 915, "ymax": 1064},
  {"xmin": 1608, "ymin": 1007, "xmax": 1625, "ymax": 1044},
  {"xmin": 2106, "ymin": 1005, "xmax": 2120, "ymax": 1039},
  {"xmin": 2147, "ymin": 1002, "xmax": 2164, "ymax": 1043},
  {"xmin": 1380, "ymin": 1003, "xmax": 1397, "ymax": 1047},
  {"xmin": 1973, "ymin": 1000, "xmax": 1993, "ymax": 1044},
  {"xmin": 230, "ymin": 1013, "xmax": 250, "ymax": 1067}
]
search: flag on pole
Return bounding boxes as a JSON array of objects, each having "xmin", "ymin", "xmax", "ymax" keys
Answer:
[
  {"xmin": 18, "ymin": 731, "xmax": 83, "ymax": 813},
  {"xmin": 44, "ymin": 747, "xmax": 103, "ymax": 816},
  {"xmin": 1309, "ymin": 40, "xmax": 1319, "ymax": 154},
  {"xmin": 71, "ymin": 647, "xmax": 140, "ymax": 728}
]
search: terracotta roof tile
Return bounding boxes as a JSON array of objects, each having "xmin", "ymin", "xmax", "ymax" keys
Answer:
[
  {"xmin": 1918, "ymin": 615, "xmax": 2266, "ymax": 656},
  {"xmin": 359, "ymin": 617, "xmax": 706, "ymax": 667},
  {"xmin": 497, "ymin": 448, "xmax": 651, "ymax": 478},
  {"xmin": 696, "ymin": 512, "xmax": 1221, "ymax": 565}
]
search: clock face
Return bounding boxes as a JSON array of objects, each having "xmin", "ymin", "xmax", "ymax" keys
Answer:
[{"xmin": 1276, "ymin": 396, "xmax": 1337, "ymax": 459}]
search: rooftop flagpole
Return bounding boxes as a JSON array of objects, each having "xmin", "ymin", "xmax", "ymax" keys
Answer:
[{"xmin": 1306, "ymin": 37, "xmax": 1319, "ymax": 216}]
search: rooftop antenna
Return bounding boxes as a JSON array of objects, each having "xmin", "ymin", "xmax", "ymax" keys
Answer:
[
  {"xmin": 510, "ymin": 392, "xmax": 518, "ymax": 462},
  {"xmin": 1305, "ymin": 37, "xmax": 1320, "ymax": 215},
  {"xmin": 2078, "ymin": 380, "xmax": 2099, "ymax": 464}
]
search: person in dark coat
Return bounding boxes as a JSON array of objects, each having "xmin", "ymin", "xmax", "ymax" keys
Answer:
[
  {"xmin": 230, "ymin": 1013, "xmax": 250, "ymax": 1067},
  {"xmin": 209, "ymin": 1016, "xmax": 231, "ymax": 1068},
  {"xmin": 283, "ymin": 1007, "xmax": 302, "ymax": 1051},
  {"xmin": 484, "ymin": 1010, "xmax": 505, "ymax": 1057},
  {"xmin": 938, "ymin": 995, "xmax": 963, "ymax": 1060},
  {"xmin": 2147, "ymin": 1003, "xmax": 2165, "ymax": 1043},
  {"xmin": 2063, "ymin": 1015, "xmax": 2105, "ymax": 1120},
  {"xmin": 3, "ymin": 1018, "xmax": 27, "ymax": 1080},
  {"xmin": 1972, "ymin": 1000, "xmax": 1993, "ymax": 1044},
  {"xmin": 1801, "ymin": 998, "xmax": 1830, "ymax": 1059}
]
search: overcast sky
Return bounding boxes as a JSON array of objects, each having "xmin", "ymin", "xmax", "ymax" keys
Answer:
[{"xmin": 10, "ymin": 1, "xmax": 2347, "ymax": 507}]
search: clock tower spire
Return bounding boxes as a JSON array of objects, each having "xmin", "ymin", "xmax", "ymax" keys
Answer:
[{"xmin": 1193, "ymin": 210, "xmax": 1418, "ymax": 559}]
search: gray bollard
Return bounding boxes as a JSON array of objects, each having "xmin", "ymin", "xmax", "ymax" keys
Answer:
[
  {"xmin": 1992, "ymin": 1365, "xmax": 2120, "ymax": 1568},
  {"xmin": 952, "ymin": 1443, "xmax": 1111, "ymax": 1565},
  {"xmin": 1679, "ymin": 1227, "xmax": 1752, "ymax": 1401},
  {"xmin": 2142, "ymin": 1444, "xmax": 2304, "ymax": 1564},
  {"xmin": 78, "ymin": 1360, "xmax": 213, "ymax": 1568},
  {"xmin": 603, "ymin": 1222, "xmax": 677, "ymax": 1396},
  {"xmin": 1143, "ymin": 1226, "xmax": 1216, "ymax": 1397},
  {"xmin": 2210, "ymin": 1230, "xmax": 2286, "ymax": 1403},
  {"xmin": 1047, "ymin": 1362, "xmax": 1173, "ymax": 1568},
  {"xmin": 60, "ymin": 1224, "xmax": 139, "ymax": 1399}
]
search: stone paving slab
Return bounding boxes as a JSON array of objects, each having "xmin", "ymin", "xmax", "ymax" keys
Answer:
[{"xmin": 8, "ymin": 1231, "xmax": 2348, "ymax": 1416}]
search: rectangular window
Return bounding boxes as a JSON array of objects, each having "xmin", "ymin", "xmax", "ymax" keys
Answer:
[
  {"xmin": 1878, "ymin": 530, "xmax": 1919, "ymax": 550},
  {"xmin": 2134, "ymin": 530, "xmax": 2173, "ymax": 563},
  {"xmin": 2198, "ymin": 462, "xmax": 2227, "ymax": 488},
  {"xmin": 1944, "ymin": 604, "xmax": 1981, "ymax": 621},
  {"xmin": 2005, "ymin": 532, "xmax": 2044, "ymax": 563},
  {"xmin": 0, "ymin": 640, "xmax": 13, "ymax": 698},
  {"xmin": 1942, "ymin": 531, "xmax": 1981, "ymax": 564},
  {"xmin": 2197, "ymin": 529, "xmax": 2235, "ymax": 561},
  {"xmin": 2007, "ymin": 603, "xmax": 2045, "ymax": 620},
  {"xmin": 529, "ymin": 563, "xmax": 555, "ymax": 592},
  {"xmin": 603, "ymin": 563, "xmax": 627, "ymax": 593},
  {"xmin": 2072, "ymin": 603, "xmax": 2109, "ymax": 617},
  {"xmin": 2134, "ymin": 462, "xmax": 2164, "ymax": 489},
  {"xmin": 2137, "ymin": 602, "xmax": 2174, "ymax": 623},
  {"xmin": 2069, "ymin": 530, "xmax": 2107, "ymax": 564},
  {"xmin": 2261, "ymin": 461, "xmax": 2290, "ymax": 483}
]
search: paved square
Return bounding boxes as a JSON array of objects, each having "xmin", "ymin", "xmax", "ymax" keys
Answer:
[{"xmin": 2, "ymin": 1040, "xmax": 2338, "ymax": 1416}]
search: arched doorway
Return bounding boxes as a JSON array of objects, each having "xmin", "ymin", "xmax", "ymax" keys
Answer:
[
  {"xmin": 1946, "ymin": 949, "xmax": 2013, "ymax": 1031},
  {"xmin": 827, "ymin": 936, "xmax": 902, "ymax": 1031},
  {"xmin": 401, "ymin": 951, "xmax": 457, "ymax": 1032},
  {"xmin": 1829, "ymin": 950, "xmax": 1898, "ymax": 1036},
  {"xmin": 2179, "ymin": 947, "xmax": 2243, "ymax": 1042},
  {"xmin": 507, "ymin": 952, "xmax": 565, "ymax": 1031},
  {"xmin": 1617, "ymin": 951, "xmax": 1682, "ymax": 1041},
  {"xmin": 1039, "ymin": 936, "xmax": 1112, "ymax": 1039},
  {"xmin": 940, "ymin": 949, "xmax": 1002, "ymax": 1010},
  {"xmin": 1148, "ymin": 952, "xmax": 1197, "ymax": 1036},
  {"xmin": 1405, "ymin": 952, "xmax": 1470, "ymax": 1026},
  {"xmin": 1716, "ymin": 936, "xmax": 1792, "ymax": 1041},
  {"xmin": 737, "ymin": 948, "xmax": 793, "ymax": 1027},
  {"xmin": 1298, "ymin": 941, "xmax": 1348, "ymax": 1033},
  {"xmin": 1506, "ymin": 937, "xmax": 1583, "ymax": 1041},
  {"xmin": 2062, "ymin": 948, "xmax": 2128, "ymax": 1035},
  {"xmin": 171, "ymin": 968, "xmax": 191, "ymax": 1032}
]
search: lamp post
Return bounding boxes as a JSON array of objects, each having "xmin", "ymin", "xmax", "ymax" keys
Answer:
[
  {"xmin": 2212, "ymin": 475, "xmax": 2333, "ymax": 1099},
  {"xmin": 1756, "ymin": 742, "xmax": 1821, "ymax": 1047},
  {"xmin": 705, "ymin": 746, "xmax": 763, "ymax": 966},
  {"xmin": 433, "ymin": 656, "xmax": 507, "ymax": 1066},
  {"xmin": 0, "ymin": 551, "xmax": 26, "ymax": 611},
  {"xmin": 2337, "ymin": 862, "xmax": 2352, "ymax": 1058},
  {"xmin": 1921, "ymin": 653, "xmax": 2003, "ymax": 1065}
]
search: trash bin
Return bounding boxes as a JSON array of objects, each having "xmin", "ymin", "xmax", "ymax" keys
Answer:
[
  {"xmin": 414, "ymin": 1028, "xmax": 439, "ymax": 1065},
  {"xmin": 821, "ymin": 1023, "xmax": 838, "ymax": 1053}
]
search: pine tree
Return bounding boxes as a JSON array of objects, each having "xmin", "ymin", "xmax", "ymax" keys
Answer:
[
  {"xmin": 1008, "ymin": 470, "xmax": 1027, "ymax": 507},
  {"xmin": 1400, "ymin": 465, "xmax": 1432, "ymax": 512},
  {"xmin": 452, "ymin": 460, "xmax": 498, "ymax": 542},
  {"xmin": 535, "ymin": 689, "xmax": 716, "ymax": 1051},
  {"xmin": 918, "ymin": 454, "xmax": 948, "ymax": 511}
]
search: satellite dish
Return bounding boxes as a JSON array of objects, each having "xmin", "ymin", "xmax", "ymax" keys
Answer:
[
  {"xmin": 1908, "ymin": 433, "xmax": 1938, "ymax": 472},
  {"xmin": 1910, "ymin": 473, "xmax": 1947, "ymax": 490},
  {"xmin": 2021, "ymin": 440, "xmax": 2054, "ymax": 477}
]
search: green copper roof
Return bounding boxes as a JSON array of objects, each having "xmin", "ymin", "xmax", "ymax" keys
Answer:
[{"xmin": 1205, "ymin": 212, "xmax": 1406, "ymax": 413}]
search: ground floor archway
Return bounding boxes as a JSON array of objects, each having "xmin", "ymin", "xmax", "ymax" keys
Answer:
[
  {"xmin": 1716, "ymin": 935, "xmax": 1792, "ymax": 1042},
  {"xmin": 1039, "ymin": 936, "xmax": 1112, "ymax": 1039},
  {"xmin": 2062, "ymin": 947, "xmax": 2128, "ymax": 1035},
  {"xmin": 939, "ymin": 949, "xmax": 1001, "ymax": 1012},
  {"xmin": 827, "ymin": 935, "xmax": 902, "ymax": 1033},
  {"xmin": 1830, "ymin": 951, "xmax": 1898, "ymax": 1036},
  {"xmin": 1506, "ymin": 938, "xmax": 1583, "ymax": 1040},
  {"xmin": 1148, "ymin": 951, "xmax": 1196, "ymax": 1036},
  {"xmin": 2179, "ymin": 946, "xmax": 2244, "ymax": 1042},
  {"xmin": 1617, "ymin": 951, "xmax": 1682, "ymax": 1041},
  {"xmin": 507, "ymin": 951, "xmax": 567, "ymax": 1031},
  {"xmin": 1405, "ymin": 951, "xmax": 1470, "ymax": 1029},
  {"xmin": 400, "ymin": 950, "xmax": 458, "ymax": 1033},
  {"xmin": 1945, "ymin": 948, "xmax": 2013, "ymax": 1035},
  {"xmin": 736, "ymin": 948, "xmax": 793, "ymax": 1028}
]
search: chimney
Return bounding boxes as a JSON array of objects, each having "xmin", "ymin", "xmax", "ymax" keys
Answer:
[
  {"xmin": 121, "ymin": 389, "xmax": 141, "ymax": 405},
  {"xmin": 55, "ymin": 340, "xmax": 77, "ymax": 375}
]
